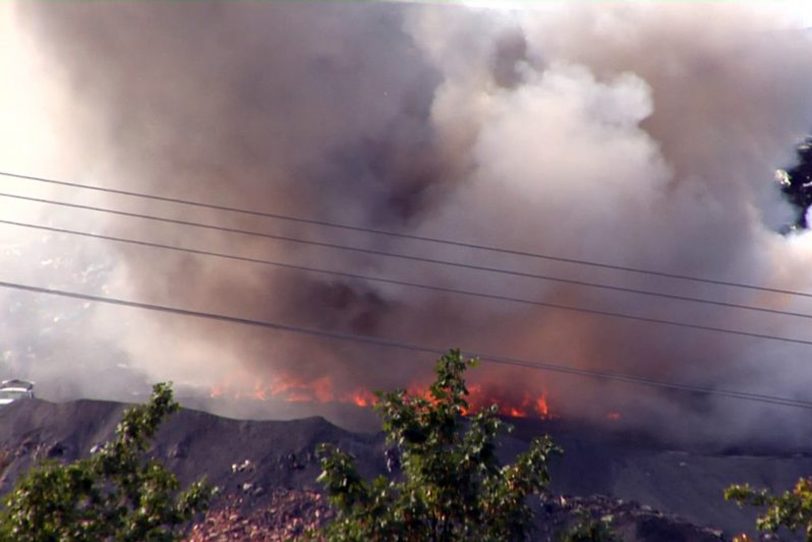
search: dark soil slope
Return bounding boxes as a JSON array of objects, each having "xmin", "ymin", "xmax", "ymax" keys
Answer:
[
  {"xmin": 0, "ymin": 398, "xmax": 385, "ymax": 510},
  {"xmin": 0, "ymin": 398, "xmax": 809, "ymax": 539}
]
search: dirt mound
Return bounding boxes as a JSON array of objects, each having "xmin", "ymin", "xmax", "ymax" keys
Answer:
[
  {"xmin": 0, "ymin": 398, "xmax": 385, "ymax": 511},
  {"xmin": 0, "ymin": 398, "xmax": 808, "ymax": 539}
]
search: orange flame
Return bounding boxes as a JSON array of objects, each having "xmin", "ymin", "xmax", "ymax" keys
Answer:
[
  {"xmin": 209, "ymin": 376, "xmax": 555, "ymax": 420},
  {"xmin": 209, "ymin": 375, "xmax": 336, "ymax": 403},
  {"xmin": 351, "ymin": 389, "xmax": 377, "ymax": 408},
  {"xmin": 535, "ymin": 396, "xmax": 550, "ymax": 417},
  {"xmin": 466, "ymin": 389, "xmax": 553, "ymax": 420}
]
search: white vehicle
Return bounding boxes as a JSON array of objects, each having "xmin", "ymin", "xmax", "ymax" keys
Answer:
[{"xmin": 0, "ymin": 379, "xmax": 35, "ymax": 406}]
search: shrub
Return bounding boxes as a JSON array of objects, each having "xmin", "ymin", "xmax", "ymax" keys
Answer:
[
  {"xmin": 0, "ymin": 383, "xmax": 214, "ymax": 542},
  {"xmin": 316, "ymin": 349, "xmax": 562, "ymax": 541}
]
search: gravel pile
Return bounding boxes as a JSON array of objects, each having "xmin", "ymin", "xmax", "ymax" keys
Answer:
[{"xmin": 187, "ymin": 489, "xmax": 333, "ymax": 542}]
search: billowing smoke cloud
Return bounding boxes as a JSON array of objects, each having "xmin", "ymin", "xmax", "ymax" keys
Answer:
[{"xmin": 3, "ymin": 2, "xmax": 812, "ymax": 443}]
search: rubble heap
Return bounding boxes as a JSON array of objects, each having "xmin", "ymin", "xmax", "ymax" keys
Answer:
[{"xmin": 186, "ymin": 489, "xmax": 333, "ymax": 542}]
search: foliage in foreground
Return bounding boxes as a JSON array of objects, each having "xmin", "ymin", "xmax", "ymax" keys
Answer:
[
  {"xmin": 0, "ymin": 383, "xmax": 214, "ymax": 542},
  {"xmin": 726, "ymin": 477, "xmax": 812, "ymax": 541},
  {"xmin": 561, "ymin": 512, "xmax": 621, "ymax": 542},
  {"xmin": 316, "ymin": 349, "xmax": 563, "ymax": 541}
]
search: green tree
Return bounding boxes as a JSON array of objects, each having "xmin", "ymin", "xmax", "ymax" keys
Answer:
[
  {"xmin": 725, "ymin": 477, "xmax": 812, "ymax": 541},
  {"xmin": 780, "ymin": 137, "xmax": 812, "ymax": 228},
  {"xmin": 0, "ymin": 382, "xmax": 214, "ymax": 542},
  {"xmin": 316, "ymin": 349, "xmax": 562, "ymax": 542},
  {"xmin": 561, "ymin": 512, "xmax": 621, "ymax": 542}
]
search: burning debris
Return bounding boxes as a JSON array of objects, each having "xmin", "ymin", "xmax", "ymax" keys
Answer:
[{"xmin": 210, "ymin": 377, "xmax": 556, "ymax": 420}]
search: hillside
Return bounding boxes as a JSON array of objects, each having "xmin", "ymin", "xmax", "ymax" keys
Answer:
[{"xmin": 0, "ymin": 398, "xmax": 809, "ymax": 540}]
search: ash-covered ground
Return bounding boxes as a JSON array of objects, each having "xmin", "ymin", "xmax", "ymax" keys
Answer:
[{"xmin": 0, "ymin": 398, "xmax": 808, "ymax": 541}]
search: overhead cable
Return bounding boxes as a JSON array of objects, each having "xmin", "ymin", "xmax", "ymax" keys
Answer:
[
  {"xmin": 2, "ymin": 169, "xmax": 810, "ymax": 298},
  {"xmin": 0, "ymin": 277, "xmax": 810, "ymax": 410},
  {"xmin": 1, "ymin": 191, "xmax": 808, "ymax": 319},
  {"xmin": 2, "ymin": 218, "xmax": 812, "ymax": 347}
]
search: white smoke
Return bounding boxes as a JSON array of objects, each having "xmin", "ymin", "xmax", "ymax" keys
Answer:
[
  {"xmin": 404, "ymin": 4, "xmax": 812, "ymax": 441},
  {"xmin": 2, "ymin": 2, "xmax": 812, "ymax": 442}
]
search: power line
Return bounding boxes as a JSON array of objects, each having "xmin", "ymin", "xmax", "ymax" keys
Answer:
[
  {"xmin": 0, "ymin": 276, "xmax": 810, "ymax": 410},
  {"xmin": 3, "ymin": 169, "xmax": 810, "ymax": 300},
  {"xmin": 1, "ymin": 191, "xmax": 808, "ymax": 320},
  {"xmin": 4, "ymin": 217, "xmax": 812, "ymax": 348}
]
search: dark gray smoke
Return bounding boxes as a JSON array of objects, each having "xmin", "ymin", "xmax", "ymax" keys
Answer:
[{"xmin": 3, "ymin": 2, "xmax": 812, "ymax": 443}]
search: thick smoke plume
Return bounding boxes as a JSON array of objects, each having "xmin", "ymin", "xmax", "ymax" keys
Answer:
[{"xmin": 2, "ymin": 2, "xmax": 812, "ymax": 442}]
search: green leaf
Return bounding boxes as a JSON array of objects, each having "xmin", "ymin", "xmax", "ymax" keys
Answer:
[
  {"xmin": 0, "ymin": 383, "xmax": 213, "ymax": 541},
  {"xmin": 316, "ymin": 349, "xmax": 567, "ymax": 542}
]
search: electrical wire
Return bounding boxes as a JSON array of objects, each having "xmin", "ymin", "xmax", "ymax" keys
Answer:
[
  {"xmin": 3, "ymin": 169, "xmax": 810, "ymax": 299},
  {"xmin": 3, "ymin": 217, "xmax": 812, "ymax": 348},
  {"xmin": 1, "ymin": 192, "xmax": 808, "ymax": 320},
  {"xmin": 0, "ymin": 277, "xmax": 810, "ymax": 410}
]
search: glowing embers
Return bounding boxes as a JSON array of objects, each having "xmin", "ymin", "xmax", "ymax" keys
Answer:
[
  {"xmin": 347, "ymin": 384, "xmax": 554, "ymax": 420},
  {"xmin": 465, "ymin": 385, "xmax": 553, "ymax": 419},
  {"xmin": 351, "ymin": 389, "xmax": 377, "ymax": 408},
  {"xmin": 209, "ymin": 375, "xmax": 336, "ymax": 404},
  {"xmin": 210, "ymin": 377, "xmax": 557, "ymax": 420}
]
